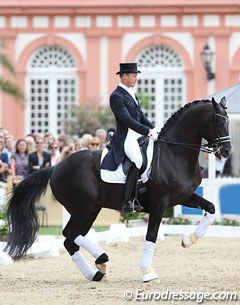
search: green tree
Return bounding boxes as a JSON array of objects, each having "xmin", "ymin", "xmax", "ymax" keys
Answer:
[
  {"xmin": 65, "ymin": 101, "xmax": 115, "ymax": 137},
  {"xmin": 0, "ymin": 40, "xmax": 23, "ymax": 100}
]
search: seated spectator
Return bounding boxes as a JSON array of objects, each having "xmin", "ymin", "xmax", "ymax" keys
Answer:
[
  {"xmin": 48, "ymin": 141, "xmax": 60, "ymax": 166},
  {"xmin": 75, "ymin": 138, "xmax": 83, "ymax": 151},
  {"xmin": 57, "ymin": 134, "xmax": 71, "ymax": 153},
  {"xmin": 66, "ymin": 139, "xmax": 76, "ymax": 154},
  {"xmin": 25, "ymin": 135, "xmax": 36, "ymax": 153},
  {"xmin": 89, "ymin": 136, "xmax": 101, "ymax": 151},
  {"xmin": 80, "ymin": 134, "xmax": 93, "ymax": 150},
  {"xmin": 11, "ymin": 139, "xmax": 29, "ymax": 183},
  {"xmin": 44, "ymin": 132, "xmax": 55, "ymax": 150},
  {"xmin": 4, "ymin": 135, "xmax": 15, "ymax": 165},
  {"xmin": 0, "ymin": 127, "xmax": 8, "ymax": 139},
  {"xmin": 57, "ymin": 145, "xmax": 75, "ymax": 163},
  {"xmin": 95, "ymin": 128, "xmax": 107, "ymax": 149},
  {"xmin": 28, "ymin": 136, "xmax": 51, "ymax": 173},
  {"xmin": 0, "ymin": 139, "xmax": 9, "ymax": 183}
]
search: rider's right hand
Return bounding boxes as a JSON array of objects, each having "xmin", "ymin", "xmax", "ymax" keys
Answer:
[{"xmin": 148, "ymin": 128, "xmax": 159, "ymax": 141}]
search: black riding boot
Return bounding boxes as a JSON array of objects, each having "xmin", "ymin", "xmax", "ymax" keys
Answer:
[{"xmin": 122, "ymin": 164, "xmax": 144, "ymax": 213}]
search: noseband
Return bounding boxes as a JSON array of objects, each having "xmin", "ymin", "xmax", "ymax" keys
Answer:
[{"xmin": 207, "ymin": 113, "xmax": 231, "ymax": 154}]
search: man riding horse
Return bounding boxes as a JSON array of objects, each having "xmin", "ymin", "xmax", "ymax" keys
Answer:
[{"xmin": 101, "ymin": 63, "xmax": 159, "ymax": 213}]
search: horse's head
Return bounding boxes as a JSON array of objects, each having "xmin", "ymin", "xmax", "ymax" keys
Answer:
[{"xmin": 205, "ymin": 97, "xmax": 231, "ymax": 158}]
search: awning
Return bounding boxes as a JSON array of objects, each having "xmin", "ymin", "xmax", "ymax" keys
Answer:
[{"xmin": 206, "ymin": 82, "xmax": 240, "ymax": 113}]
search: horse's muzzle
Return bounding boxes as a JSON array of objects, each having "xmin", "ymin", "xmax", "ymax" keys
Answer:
[{"xmin": 219, "ymin": 142, "xmax": 231, "ymax": 158}]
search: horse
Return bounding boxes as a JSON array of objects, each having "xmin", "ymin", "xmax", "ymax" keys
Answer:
[{"xmin": 4, "ymin": 97, "xmax": 231, "ymax": 282}]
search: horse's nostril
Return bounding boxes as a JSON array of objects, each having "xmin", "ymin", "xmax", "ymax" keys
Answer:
[{"xmin": 224, "ymin": 149, "xmax": 230, "ymax": 157}]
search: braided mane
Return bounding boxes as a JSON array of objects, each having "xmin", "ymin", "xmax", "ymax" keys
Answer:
[
  {"xmin": 150, "ymin": 99, "xmax": 212, "ymax": 182},
  {"xmin": 159, "ymin": 99, "xmax": 211, "ymax": 137}
]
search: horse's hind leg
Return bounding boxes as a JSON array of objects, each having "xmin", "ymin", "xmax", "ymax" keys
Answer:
[
  {"xmin": 179, "ymin": 193, "xmax": 215, "ymax": 248},
  {"xmin": 63, "ymin": 207, "xmax": 108, "ymax": 281}
]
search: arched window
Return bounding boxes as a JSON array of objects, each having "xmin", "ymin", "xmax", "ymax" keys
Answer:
[
  {"xmin": 26, "ymin": 45, "xmax": 77, "ymax": 135},
  {"xmin": 136, "ymin": 45, "xmax": 185, "ymax": 128}
]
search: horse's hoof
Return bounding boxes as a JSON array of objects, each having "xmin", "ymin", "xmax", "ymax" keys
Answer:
[
  {"xmin": 95, "ymin": 253, "xmax": 109, "ymax": 264},
  {"xmin": 95, "ymin": 263, "xmax": 107, "ymax": 274},
  {"xmin": 92, "ymin": 271, "xmax": 105, "ymax": 282},
  {"xmin": 95, "ymin": 253, "xmax": 108, "ymax": 274},
  {"xmin": 182, "ymin": 235, "xmax": 192, "ymax": 248},
  {"xmin": 181, "ymin": 240, "xmax": 186, "ymax": 248},
  {"xmin": 142, "ymin": 268, "xmax": 158, "ymax": 282},
  {"xmin": 182, "ymin": 234, "xmax": 197, "ymax": 248}
]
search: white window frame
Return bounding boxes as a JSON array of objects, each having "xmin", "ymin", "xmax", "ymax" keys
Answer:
[
  {"xmin": 25, "ymin": 70, "xmax": 78, "ymax": 136},
  {"xmin": 137, "ymin": 68, "xmax": 186, "ymax": 128}
]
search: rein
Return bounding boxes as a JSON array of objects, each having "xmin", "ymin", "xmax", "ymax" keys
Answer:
[{"xmin": 157, "ymin": 138, "xmax": 225, "ymax": 154}]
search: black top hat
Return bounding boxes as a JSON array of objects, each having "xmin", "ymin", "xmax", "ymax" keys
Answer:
[{"xmin": 116, "ymin": 63, "xmax": 141, "ymax": 75}]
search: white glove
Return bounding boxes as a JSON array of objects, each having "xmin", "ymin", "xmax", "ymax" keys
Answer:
[{"xmin": 148, "ymin": 127, "xmax": 159, "ymax": 141}]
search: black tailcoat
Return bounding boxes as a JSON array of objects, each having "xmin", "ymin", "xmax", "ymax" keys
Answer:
[{"xmin": 101, "ymin": 86, "xmax": 154, "ymax": 170}]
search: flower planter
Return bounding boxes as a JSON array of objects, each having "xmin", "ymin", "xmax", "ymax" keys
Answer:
[{"xmin": 128, "ymin": 219, "xmax": 147, "ymax": 227}]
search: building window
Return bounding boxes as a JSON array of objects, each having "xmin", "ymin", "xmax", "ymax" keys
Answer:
[
  {"xmin": 30, "ymin": 45, "xmax": 75, "ymax": 68},
  {"xmin": 26, "ymin": 45, "xmax": 77, "ymax": 135},
  {"xmin": 136, "ymin": 45, "xmax": 185, "ymax": 128}
]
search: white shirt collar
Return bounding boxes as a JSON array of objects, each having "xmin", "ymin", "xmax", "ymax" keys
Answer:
[
  {"xmin": 119, "ymin": 82, "xmax": 132, "ymax": 93},
  {"xmin": 118, "ymin": 82, "xmax": 137, "ymax": 102}
]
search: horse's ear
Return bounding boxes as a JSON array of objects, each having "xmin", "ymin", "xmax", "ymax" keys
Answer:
[
  {"xmin": 220, "ymin": 96, "xmax": 226, "ymax": 108},
  {"xmin": 211, "ymin": 97, "xmax": 217, "ymax": 110}
]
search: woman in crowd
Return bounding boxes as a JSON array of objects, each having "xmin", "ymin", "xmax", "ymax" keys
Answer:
[
  {"xmin": 80, "ymin": 134, "xmax": 93, "ymax": 150},
  {"xmin": 48, "ymin": 141, "xmax": 60, "ymax": 166},
  {"xmin": 95, "ymin": 128, "xmax": 107, "ymax": 149},
  {"xmin": 28, "ymin": 136, "xmax": 51, "ymax": 173},
  {"xmin": 43, "ymin": 132, "xmax": 55, "ymax": 150},
  {"xmin": 89, "ymin": 136, "xmax": 101, "ymax": 151},
  {"xmin": 10, "ymin": 139, "xmax": 29, "ymax": 183},
  {"xmin": 25, "ymin": 135, "xmax": 36, "ymax": 153},
  {"xmin": 4, "ymin": 135, "xmax": 15, "ymax": 166},
  {"xmin": 66, "ymin": 139, "xmax": 76, "ymax": 154},
  {"xmin": 0, "ymin": 139, "xmax": 9, "ymax": 183}
]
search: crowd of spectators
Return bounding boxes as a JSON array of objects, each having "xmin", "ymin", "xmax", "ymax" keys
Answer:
[{"xmin": 0, "ymin": 127, "xmax": 107, "ymax": 186}]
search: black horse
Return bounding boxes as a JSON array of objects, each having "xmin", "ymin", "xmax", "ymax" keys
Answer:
[{"xmin": 5, "ymin": 97, "xmax": 231, "ymax": 282}]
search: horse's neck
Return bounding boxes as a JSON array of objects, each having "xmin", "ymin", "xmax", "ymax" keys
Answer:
[
  {"xmin": 165, "ymin": 104, "xmax": 211, "ymax": 145},
  {"xmin": 161, "ymin": 104, "xmax": 213, "ymax": 166}
]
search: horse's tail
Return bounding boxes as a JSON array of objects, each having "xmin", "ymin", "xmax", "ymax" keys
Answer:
[{"xmin": 4, "ymin": 167, "xmax": 53, "ymax": 260}]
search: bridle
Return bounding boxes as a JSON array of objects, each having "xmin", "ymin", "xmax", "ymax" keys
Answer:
[{"xmin": 157, "ymin": 112, "xmax": 231, "ymax": 154}]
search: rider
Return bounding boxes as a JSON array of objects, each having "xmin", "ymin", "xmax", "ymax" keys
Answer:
[{"xmin": 101, "ymin": 63, "xmax": 159, "ymax": 213}]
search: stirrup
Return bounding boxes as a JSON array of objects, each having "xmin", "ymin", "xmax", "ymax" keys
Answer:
[
  {"xmin": 122, "ymin": 201, "xmax": 135, "ymax": 214},
  {"xmin": 122, "ymin": 199, "xmax": 144, "ymax": 214},
  {"xmin": 132, "ymin": 198, "xmax": 144, "ymax": 213}
]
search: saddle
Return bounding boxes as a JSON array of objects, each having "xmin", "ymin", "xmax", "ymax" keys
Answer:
[{"xmin": 107, "ymin": 134, "xmax": 149, "ymax": 176}]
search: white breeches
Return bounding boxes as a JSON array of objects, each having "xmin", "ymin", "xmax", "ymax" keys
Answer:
[{"xmin": 124, "ymin": 130, "xmax": 143, "ymax": 169}]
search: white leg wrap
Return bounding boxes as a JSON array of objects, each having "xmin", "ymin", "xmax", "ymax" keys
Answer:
[
  {"xmin": 74, "ymin": 235, "xmax": 104, "ymax": 259},
  {"xmin": 72, "ymin": 251, "xmax": 97, "ymax": 281},
  {"xmin": 140, "ymin": 240, "xmax": 155, "ymax": 272},
  {"xmin": 194, "ymin": 212, "xmax": 215, "ymax": 239}
]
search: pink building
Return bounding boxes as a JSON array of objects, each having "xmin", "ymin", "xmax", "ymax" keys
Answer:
[{"xmin": 0, "ymin": 0, "xmax": 240, "ymax": 138}]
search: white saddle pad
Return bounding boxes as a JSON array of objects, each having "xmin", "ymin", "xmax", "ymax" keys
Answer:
[{"xmin": 100, "ymin": 139, "xmax": 154, "ymax": 184}]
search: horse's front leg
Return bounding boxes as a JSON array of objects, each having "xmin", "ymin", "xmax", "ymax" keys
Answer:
[
  {"xmin": 141, "ymin": 196, "xmax": 168, "ymax": 282},
  {"xmin": 179, "ymin": 193, "xmax": 215, "ymax": 248}
]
